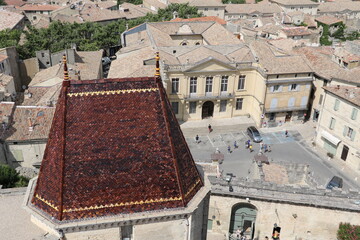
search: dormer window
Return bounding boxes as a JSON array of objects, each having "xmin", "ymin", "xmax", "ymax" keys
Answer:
[
  {"xmin": 195, "ymin": 42, "xmax": 200, "ymax": 45},
  {"xmin": 180, "ymin": 40, "xmax": 188, "ymax": 46}
]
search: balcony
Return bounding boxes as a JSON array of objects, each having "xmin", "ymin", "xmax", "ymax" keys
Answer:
[
  {"xmin": 184, "ymin": 92, "xmax": 234, "ymax": 101},
  {"xmin": 265, "ymin": 105, "xmax": 308, "ymax": 113}
]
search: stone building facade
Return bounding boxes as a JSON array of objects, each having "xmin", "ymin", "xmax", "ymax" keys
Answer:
[{"xmin": 316, "ymin": 86, "xmax": 360, "ymax": 171}]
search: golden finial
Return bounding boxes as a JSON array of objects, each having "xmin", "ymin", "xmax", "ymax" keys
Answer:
[
  {"xmin": 63, "ymin": 54, "xmax": 70, "ymax": 81},
  {"xmin": 155, "ymin": 52, "xmax": 160, "ymax": 77}
]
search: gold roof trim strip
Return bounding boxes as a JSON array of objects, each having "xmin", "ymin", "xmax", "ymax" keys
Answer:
[
  {"xmin": 67, "ymin": 88, "xmax": 158, "ymax": 97},
  {"xmin": 185, "ymin": 179, "xmax": 201, "ymax": 198},
  {"xmin": 36, "ymin": 194, "xmax": 59, "ymax": 211},
  {"xmin": 63, "ymin": 196, "xmax": 182, "ymax": 213}
]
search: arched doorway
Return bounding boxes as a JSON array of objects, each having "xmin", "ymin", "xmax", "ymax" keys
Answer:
[
  {"xmin": 229, "ymin": 203, "xmax": 257, "ymax": 239},
  {"xmin": 202, "ymin": 101, "xmax": 214, "ymax": 119}
]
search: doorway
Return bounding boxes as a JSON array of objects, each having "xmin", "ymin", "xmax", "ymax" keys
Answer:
[
  {"xmin": 285, "ymin": 111, "xmax": 292, "ymax": 122},
  {"xmin": 202, "ymin": 101, "xmax": 214, "ymax": 119},
  {"xmin": 229, "ymin": 203, "xmax": 257, "ymax": 239},
  {"xmin": 341, "ymin": 145, "xmax": 349, "ymax": 161}
]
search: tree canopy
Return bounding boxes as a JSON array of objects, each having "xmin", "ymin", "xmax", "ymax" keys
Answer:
[
  {"xmin": 0, "ymin": 0, "xmax": 6, "ymax": 5},
  {"xmin": 337, "ymin": 223, "xmax": 360, "ymax": 240},
  {"xmin": 222, "ymin": 0, "xmax": 246, "ymax": 3},
  {"xmin": 0, "ymin": 3, "xmax": 202, "ymax": 59}
]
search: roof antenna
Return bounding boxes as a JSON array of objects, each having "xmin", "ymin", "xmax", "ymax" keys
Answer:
[
  {"xmin": 63, "ymin": 54, "xmax": 70, "ymax": 81},
  {"xmin": 155, "ymin": 52, "xmax": 160, "ymax": 79}
]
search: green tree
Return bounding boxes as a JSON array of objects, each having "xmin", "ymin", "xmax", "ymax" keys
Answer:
[
  {"xmin": 0, "ymin": 164, "xmax": 19, "ymax": 188},
  {"xmin": 337, "ymin": 223, "xmax": 360, "ymax": 240},
  {"xmin": 118, "ymin": 0, "xmax": 143, "ymax": 5},
  {"xmin": 0, "ymin": 29, "xmax": 21, "ymax": 48},
  {"xmin": 0, "ymin": 0, "xmax": 6, "ymax": 5},
  {"xmin": 222, "ymin": 0, "xmax": 246, "ymax": 3}
]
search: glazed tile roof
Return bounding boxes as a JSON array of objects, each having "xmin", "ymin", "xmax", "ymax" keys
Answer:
[{"xmin": 32, "ymin": 77, "xmax": 203, "ymax": 221}]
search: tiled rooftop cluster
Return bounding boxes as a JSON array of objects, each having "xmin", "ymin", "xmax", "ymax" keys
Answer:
[{"xmin": 32, "ymin": 77, "xmax": 203, "ymax": 221}]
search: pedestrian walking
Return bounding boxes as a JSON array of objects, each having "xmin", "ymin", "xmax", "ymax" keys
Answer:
[
  {"xmin": 285, "ymin": 130, "xmax": 288, "ymax": 137},
  {"xmin": 215, "ymin": 148, "xmax": 220, "ymax": 153},
  {"xmin": 234, "ymin": 141, "xmax": 238, "ymax": 149},
  {"xmin": 249, "ymin": 144, "xmax": 253, "ymax": 153},
  {"xmin": 195, "ymin": 135, "xmax": 199, "ymax": 144},
  {"xmin": 264, "ymin": 144, "xmax": 268, "ymax": 152},
  {"xmin": 268, "ymin": 145, "xmax": 271, "ymax": 152},
  {"xmin": 228, "ymin": 145, "xmax": 231, "ymax": 154},
  {"xmin": 208, "ymin": 124, "xmax": 212, "ymax": 133}
]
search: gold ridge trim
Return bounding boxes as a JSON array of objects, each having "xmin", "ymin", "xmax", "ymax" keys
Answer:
[
  {"xmin": 185, "ymin": 179, "xmax": 201, "ymax": 198},
  {"xmin": 63, "ymin": 196, "xmax": 182, "ymax": 213},
  {"xmin": 36, "ymin": 194, "xmax": 59, "ymax": 211},
  {"xmin": 67, "ymin": 88, "xmax": 158, "ymax": 97}
]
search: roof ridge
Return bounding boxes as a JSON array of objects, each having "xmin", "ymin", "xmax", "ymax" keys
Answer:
[{"xmin": 156, "ymin": 78, "xmax": 186, "ymax": 206}]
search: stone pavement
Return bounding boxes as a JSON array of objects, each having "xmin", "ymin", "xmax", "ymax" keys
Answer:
[{"xmin": 180, "ymin": 117, "xmax": 360, "ymax": 187}]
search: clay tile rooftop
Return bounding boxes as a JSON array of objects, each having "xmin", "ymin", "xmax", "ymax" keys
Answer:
[{"xmin": 31, "ymin": 74, "xmax": 203, "ymax": 221}]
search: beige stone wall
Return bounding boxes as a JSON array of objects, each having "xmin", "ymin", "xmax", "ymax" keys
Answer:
[
  {"xmin": 5, "ymin": 142, "xmax": 46, "ymax": 168},
  {"xmin": 280, "ymin": 5, "xmax": 317, "ymax": 15},
  {"xmin": 19, "ymin": 57, "xmax": 39, "ymax": 87},
  {"xmin": 209, "ymin": 195, "xmax": 360, "ymax": 240},
  {"xmin": 63, "ymin": 228, "xmax": 120, "ymax": 240},
  {"xmin": 198, "ymin": 7, "xmax": 225, "ymax": 19},
  {"xmin": 170, "ymin": 35, "xmax": 206, "ymax": 46},
  {"xmin": 166, "ymin": 63, "xmax": 265, "ymax": 126},
  {"xmin": 134, "ymin": 219, "xmax": 187, "ymax": 240},
  {"xmin": 316, "ymin": 92, "xmax": 360, "ymax": 171}
]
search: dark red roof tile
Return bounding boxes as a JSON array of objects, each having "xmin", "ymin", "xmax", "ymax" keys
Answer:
[{"xmin": 32, "ymin": 77, "xmax": 203, "ymax": 221}]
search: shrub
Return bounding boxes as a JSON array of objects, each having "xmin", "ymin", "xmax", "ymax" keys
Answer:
[
  {"xmin": 337, "ymin": 222, "xmax": 360, "ymax": 240},
  {"xmin": 0, "ymin": 164, "xmax": 19, "ymax": 188}
]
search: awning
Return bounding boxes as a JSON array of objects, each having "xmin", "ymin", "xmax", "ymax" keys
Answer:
[{"xmin": 321, "ymin": 130, "xmax": 341, "ymax": 146}]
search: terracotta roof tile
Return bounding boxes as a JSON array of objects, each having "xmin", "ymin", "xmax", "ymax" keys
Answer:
[
  {"xmin": 281, "ymin": 27, "xmax": 312, "ymax": 36},
  {"xmin": 170, "ymin": 16, "xmax": 226, "ymax": 25},
  {"xmin": 0, "ymin": 10, "xmax": 24, "ymax": 31},
  {"xmin": 315, "ymin": 15, "xmax": 343, "ymax": 25},
  {"xmin": 1, "ymin": 106, "xmax": 55, "ymax": 141},
  {"xmin": 19, "ymin": 4, "xmax": 61, "ymax": 11},
  {"xmin": 32, "ymin": 77, "xmax": 203, "ymax": 221},
  {"xmin": 323, "ymin": 86, "xmax": 360, "ymax": 106}
]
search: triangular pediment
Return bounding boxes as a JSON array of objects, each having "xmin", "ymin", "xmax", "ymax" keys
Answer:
[{"xmin": 184, "ymin": 57, "xmax": 237, "ymax": 72}]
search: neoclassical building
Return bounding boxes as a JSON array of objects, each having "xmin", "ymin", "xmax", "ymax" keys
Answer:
[{"xmin": 111, "ymin": 21, "xmax": 313, "ymax": 127}]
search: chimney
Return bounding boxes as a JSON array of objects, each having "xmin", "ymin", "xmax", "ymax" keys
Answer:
[
  {"xmin": 336, "ymin": 85, "xmax": 340, "ymax": 90},
  {"xmin": 28, "ymin": 118, "xmax": 34, "ymax": 132}
]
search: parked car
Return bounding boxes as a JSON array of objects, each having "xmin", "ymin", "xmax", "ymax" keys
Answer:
[
  {"xmin": 326, "ymin": 176, "xmax": 343, "ymax": 190},
  {"xmin": 246, "ymin": 126, "xmax": 262, "ymax": 142}
]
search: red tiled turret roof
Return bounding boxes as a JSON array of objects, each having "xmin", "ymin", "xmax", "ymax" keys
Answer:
[{"xmin": 31, "ymin": 76, "xmax": 203, "ymax": 221}]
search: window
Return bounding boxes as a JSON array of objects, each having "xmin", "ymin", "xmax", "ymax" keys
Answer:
[
  {"xmin": 189, "ymin": 101, "xmax": 196, "ymax": 114},
  {"xmin": 190, "ymin": 77, "xmax": 197, "ymax": 94},
  {"xmin": 276, "ymin": 75, "xmax": 279, "ymax": 78},
  {"xmin": 334, "ymin": 99, "xmax": 340, "ymax": 111},
  {"xmin": 181, "ymin": 42, "xmax": 187, "ymax": 46},
  {"xmin": 204, "ymin": 8, "xmax": 208, "ymax": 11},
  {"xmin": 236, "ymin": 98, "xmax": 243, "ymax": 110},
  {"xmin": 238, "ymin": 75, "xmax": 246, "ymax": 90},
  {"xmin": 220, "ymin": 100, "xmax": 227, "ymax": 112},
  {"xmin": 318, "ymin": 94, "xmax": 323, "ymax": 105},
  {"xmin": 329, "ymin": 117, "xmax": 336, "ymax": 130},
  {"xmin": 215, "ymin": 8, "xmax": 218, "ymax": 11},
  {"xmin": 171, "ymin": 78, "xmax": 179, "ymax": 93},
  {"xmin": 33, "ymin": 16, "xmax": 37, "ymax": 20},
  {"xmin": 351, "ymin": 108, "xmax": 358, "ymax": 120},
  {"xmin": 171, "ymin": 102, "xmax": 179, "ymax": 114},
  {"xmin": 41, "ymin": 52, "xmax": 45, "ymax": 58},
  {"xmin": 271, "ymin": 85, "xmax": 281, "ymax": 92},
  {"xmin": 290, "ymin": 84, "xmax": 298, "ymax": 91},
  {"xmin": 221, "ymin": 76, "xmax": 228, "ymax": 92},
  {"xmin": 195, "ymin": 42, "xmax": 201, "ymax": 45},
  {"xmin": 205, "ymin": 77, "xmax": 213, "ymax": 93},
  {"xmin": 269, "ymin": 113, "xmax": 276, "ymax": 121},
  {"xmin": 295, "ymin": 74, "xmax": 298, "ymax": 77},
  {"xmin": 323, "ymin": 80, "xmax": 328, "ymax": 87},
  {"xmin": 344, "ymin": 126, "xmax": 354, "ymax": 139}
]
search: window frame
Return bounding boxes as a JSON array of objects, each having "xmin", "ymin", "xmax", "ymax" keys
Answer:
[
  {"xmin": 329, "ymin": 117, "xmax": 336, "ymax": 130},
  {"xmin": 236, "ymin": 98, "xmax": 243, "ymax": 110},
  {"xmin": 220, "ymin": 100, "xmax": 227, "ymax": 112},
  {"xmin": 190, "ymin": 77, "xmax": 197, "ymax": 94},
  {"xmin": 189, "ymin": 101, "xmax": 197, "ymax": 114},
  {"xmin": 334, "ymin": 99, "xmax": 340, "ymax": 111},
  {"xmin": 221, "ymin": 76, "xmax": 228, "ymax": 92},
  {"xmin": 205, "ymin": 77, "xmax": 213, "ymax": 93},
  {"xmin": 171, "ymin": 78, "xmax": 179, "ymax": 94},
  {"xmin": 238, "ymin": 75, "xmax": 246, "ymax": 90},
  {"xmin": 171, "ymin": 102, "xmax": 179, "ymax": 115}
]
